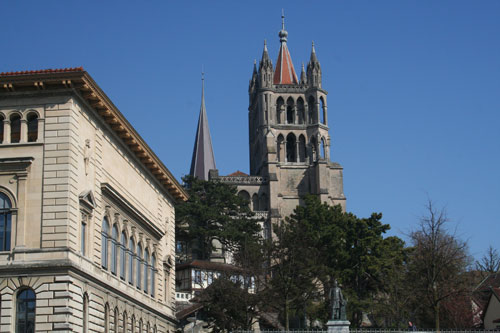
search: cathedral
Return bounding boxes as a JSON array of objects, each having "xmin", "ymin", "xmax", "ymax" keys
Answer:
[{"xmin": 191, "ymin": 16, "xmax": 346, "ymax": 237}]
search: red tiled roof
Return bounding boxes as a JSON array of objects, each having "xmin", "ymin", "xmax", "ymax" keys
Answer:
[
  {"xmin": 0, "ymin": 67, "xmax": 84, "ymax": 76},
  {"xmin": 227, "ymin": 170, "xmax": 249, "ymax": 177},
  {"xmin": 273, "ymin": 42, "xmax": 298, "ymax": 85}
]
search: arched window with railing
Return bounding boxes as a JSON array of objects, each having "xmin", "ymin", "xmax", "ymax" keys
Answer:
[
  {"xmin": 120, "ymin": 231, "xmax": 127, "ymax": 280},
  {"xmin": 16, "ymin": 288, "xmax": 36, "ymax": 333},
  {"xmin": 111, "ymin": 224, "xmax": 119, "ymax": 275},
  {"xmin": 10, "ymin": 113, "xmax": 21, "ymax": 143},
  {"xmin": 101, "ymin": 217, "xmax": 110, "ymax": 268},
  {"xmin": 0, "ymin": 192, "xmax": 12, "ymax": 252},
  {"xmin": 129, "ymin": 237, "xmax": 135, "ymax": 285},
  {"xmin": 26, "ymin": 113, "xmax": 38, "ymax": 142}
]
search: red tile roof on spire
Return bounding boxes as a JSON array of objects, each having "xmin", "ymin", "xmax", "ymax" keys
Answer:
[
  {"xmin": 273, "ymin": 42, "xmax": 298, "ymax": 85},
  {"xmin": 0, "ymin": 67, "xmax": 84, "ymax": 76}
]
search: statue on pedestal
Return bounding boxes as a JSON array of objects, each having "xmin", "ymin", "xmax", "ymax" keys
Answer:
[{"xmin": 330, "ymin": 280, "xmax": 347, "ymax": 321}]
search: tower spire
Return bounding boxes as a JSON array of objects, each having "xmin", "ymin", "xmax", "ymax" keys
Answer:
[
  {"xmin": 190, "ymin": 73, "xmax": 216, "ymax": 180},
  {"xmin": 273, "ymin": 10, "xmax": 298, "ymax": 85}
]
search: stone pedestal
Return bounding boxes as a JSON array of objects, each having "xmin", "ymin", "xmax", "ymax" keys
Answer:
[{"xmin": 327, "ymin": 320, "xmax": 350, "ymax": 333}]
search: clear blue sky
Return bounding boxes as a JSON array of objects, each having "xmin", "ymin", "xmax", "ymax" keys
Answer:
[{"xmin": 2, "ymin": 1, "xmax": 499, "ymax": 261}]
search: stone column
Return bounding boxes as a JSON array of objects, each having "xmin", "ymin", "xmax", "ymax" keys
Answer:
[
  {"xmin": 3, "ymin": 119, "xmax": 10, "ymax": 144},
  {"xmin": 15, "ymin": 173, "xmax": 28, "ymax": 248},
  {"xmin": 37, "ymin": 118, "xmax": 45, "ymax": 143},
  {"xmin": 316, "ymin": 102, "xmax": 320, "ymax": 124},
  {"xmin": 323, "ymin": 105, "xmax": 328, "ymax": 126},
  {"xmin": 20, "ymin": 119, "xmax": 27, "ymax": 143}
]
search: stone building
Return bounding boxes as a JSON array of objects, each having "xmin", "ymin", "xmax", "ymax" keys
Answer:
[
  {"xmin": 211, "ymin": 17, "xmax": 345, "ymax": 237},
  {"xmin": 0, "ymin": 68, "xmax": 187, "ymax": 332}
]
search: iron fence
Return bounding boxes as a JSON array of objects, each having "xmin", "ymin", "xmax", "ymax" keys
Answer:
[{"xmin": 232, "ymin": 328, "xmax": 500, "ymax": 333}]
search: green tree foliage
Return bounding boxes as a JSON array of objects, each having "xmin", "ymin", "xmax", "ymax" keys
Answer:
[
  {"xmin": 198, "ymin": 275, "xmax": 259, "ymax": 332},
  {"xmin": 270, "ymin": 195, "xmax": 406, "ymax": 328},
  {"xmin": 175, "ymin": 176, "xmax": 261, "ymax": 260}
]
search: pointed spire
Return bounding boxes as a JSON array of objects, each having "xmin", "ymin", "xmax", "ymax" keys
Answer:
[
  {"xmin": 253, "ymin": 59, "xmax": 258, "ymax": 75},
  {"xmin": 300, "ymin": 62, "xmax": 306, "ymax": 84},
  {"xmin": 261, "ymin": 39, "xmax": 270, "ymax": 62},
  {"xmin": 190, "ymin": 73, "xmax": 216, "ymax": 180},
  {"xmin": 273, "ymin": 10, "xmax": 298, "ymax": 85},
  {"xmin": 310, "ymin": 41, "xmax": 318, "ymax": 63}
]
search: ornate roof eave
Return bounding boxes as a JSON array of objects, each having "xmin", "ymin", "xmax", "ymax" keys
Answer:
[{"xmin": 0, "ymin": 68, "xmax": 188, "ymax": 202}]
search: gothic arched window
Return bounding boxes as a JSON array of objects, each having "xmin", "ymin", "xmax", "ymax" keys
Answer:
[
  {"xmin": 276, "ymin": 97, "xmax": 284, "ymax": 124},
  {"xmin": 252, "ymin": 194, "xmax": 259, "ymax": 211},
  {"xmin": 120, "ymin": 231, "xmax": 127, "ymax": 280},
  {"xmin": 101, "ymin": 217, "xmax": 110, "ymax": 268},
  {"xmin": 16, "ymin": 288, "xmax": 36, "ymax": 333},
  {"xmin": 277, "ymin": 134, "xmax": 284, "ymax": 162},
  {"xmin": 308, "ymin": 96, "xmax": 315, "ymax": 124},
  {"xmin": 238, "ymin": 191, "xmax": 250, "ymax": 209},
  {"xmin": 299, "ymin": 135, "xmax": 306, "ymax": 162},
  {"xmin": 297, "ymin": 98, "xmax": 305, "ymax": 124},
  {"xmin": 123, "ymin": 312, "xmax": 128, "ymax": 333},
  {"xmin": 286, "ymin": 133, "xmax": 297, "ymax": 163},
  {"xmin": 320, "ymin": 97, "xmax": 326, "ymax": 125},
  {"xmin": 129, "ymin": 237, "xmax": 135, "ymax": 285},
  {"xmin": 10, "ymin": 113, "xmax": 21, "ymax": 143},
  {"xmin": 286, "ymin": 97, "xmax": 294, "ymax": 124},
  {"xmin": 111, "ymin": 224, "xmax": 119, "ymax": 275},
  {"xmin": 27, "ymin": 113, "xmax": 38, "ymax": 142},
  {"xmin": 0, "ymin": 193, "xmax": 12, "ymax": 251}
]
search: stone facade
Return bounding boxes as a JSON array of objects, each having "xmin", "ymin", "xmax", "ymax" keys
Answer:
[{"xmin": 0, "ymin": 68, "xmax": 187, "ymax": 332}]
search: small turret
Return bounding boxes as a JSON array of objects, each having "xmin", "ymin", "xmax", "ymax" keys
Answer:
[
  {"xmin": 300, "ymin": 62, "xmax": 306, "ymax": 85},
  {"xmin": 259, "ymin": 40, "xmax": 273, "ymax": 88},
  {"xmin": 307, "ymin": 41, "xmax": 322, "ymax": 88}
]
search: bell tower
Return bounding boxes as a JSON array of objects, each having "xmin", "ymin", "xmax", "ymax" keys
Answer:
[{"xmin": 247, "ymin": 13, "xmax": 345, "ymax": 219}]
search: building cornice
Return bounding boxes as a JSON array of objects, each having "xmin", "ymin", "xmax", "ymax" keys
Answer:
[{"xmin": 0, "ymin": 68, "xmax": 187, "ymax": 202}]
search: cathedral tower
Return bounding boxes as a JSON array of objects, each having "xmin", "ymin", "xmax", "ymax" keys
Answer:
[{"xmin": 247, "ymin": 14, "xmax": 345, "ymax": 220}]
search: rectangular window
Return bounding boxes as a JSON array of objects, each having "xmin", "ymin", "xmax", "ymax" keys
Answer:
[
  {"xmin": 120, "ymin": 245, "xmax": 126, "ymax": 280},
  {"xmin": 194, "ymin": 270, "xmax": 201, "ymax": 284},
  {"xmin": 128, "ymin": 252, "xmax": 134, "ymax": 284}
]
